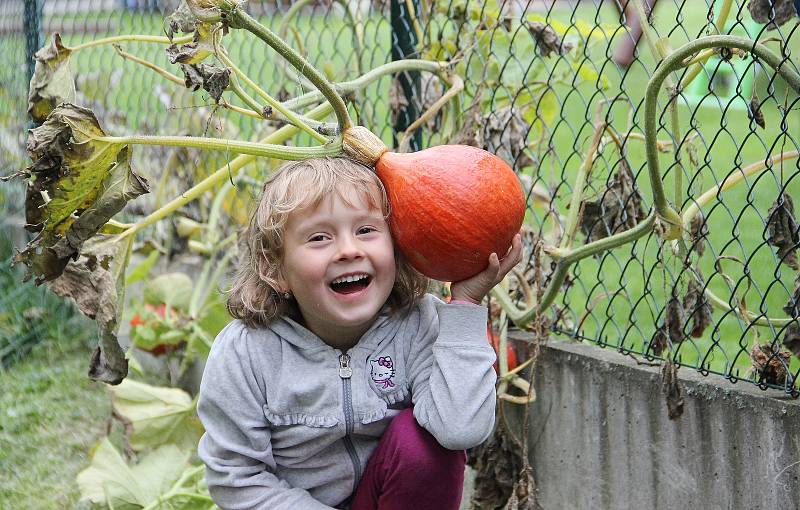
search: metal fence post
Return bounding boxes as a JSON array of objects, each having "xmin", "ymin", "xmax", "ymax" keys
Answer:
[
  {"xmin": 390, "ymin": 0, "xmax": 421, "ymax": 151},
  {"xmin": 24, "ymin": 0, "xmax": 44, "ymax": 85}
]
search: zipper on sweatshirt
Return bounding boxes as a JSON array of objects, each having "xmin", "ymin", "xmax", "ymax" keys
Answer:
[{"xmin": 339, "ymin": 352, "xmax": 362, "ymax": 493}]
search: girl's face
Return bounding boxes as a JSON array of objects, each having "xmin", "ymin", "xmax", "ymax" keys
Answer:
[{"xmin": 277, "ymin": 187, "xmax": 396, "ymax": 347}]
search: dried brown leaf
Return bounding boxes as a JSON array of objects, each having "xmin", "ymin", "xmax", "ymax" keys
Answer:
[
  {"xmin": 689, "ymin": 213, "xmax": 708, "ymax": 256},
  {"xmin": 783, "ymin": 274, "xmax": 800, "ymax": 318},
  {"xmin": 450, "ymin": 100, "xmax": 536, "ymax": 169},
  {"xmin": 661, "ymin": 358, "xmax": 684, "ymax": 420},
  {"xmin": 580, "ymin": 159, "xmax": 646, "ymax": 243},
  {"xmin": 766, "ymin": 193, "xmax": 800, "ymax": 270},
  {"xmin": 525, "ymin": 21, "xmax": 574, "ymax": 58},
  {"xmin": 502, "ymin": 463, "xmax": 543, "ymax": 510},
  {"xmin": 750, "ymin": 343, "xmax": 792, "ymax": 385},
  {"xmin": 650, "ymin": 327, "xmax": 668, "ymax": 356},
  {"xmin": 665, "ymin": 292, "xmax": 686, "ymax": 346},
  {"xmin": 49, "ymin": 235, "xmax": 133, "ymax": 384},
  {"xmin": 165, "ymin": 0, "xmax": 199, "ymax": 39},
  {"xmin": 747, "ymin": 0, "xmax": 798, "ymax": 30},
  {"xmin": 750, "ymin": 96, "xmax": 766, "ymax": 129},
  {"xmin": 468, "ymin": 420, "xmax": 524, "ymax": 510},
  {"xmin": 781, "ymin": 322, "xmax": 800, "ymax": 358},
  {"xmin": 180, "ymin": 63, "xmax": 230, "ymax": 102},
  {"xmin": 683, "ymin": 273, "xmax": 713, "ymax": 338}
]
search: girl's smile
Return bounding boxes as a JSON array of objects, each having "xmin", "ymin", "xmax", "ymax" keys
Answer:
[{"xmin": 277, "ymin": 187, "xmax": 396, "ymax": 348}]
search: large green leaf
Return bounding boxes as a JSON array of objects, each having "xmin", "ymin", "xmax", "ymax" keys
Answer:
[
  {"xmin": 110, "ymin": 379, "xmax": 203, "ymax": 452},
  {"xmin": 27, "ymin": 33, "xmax": 75, "ymax": 123},
  {"xmin": 143, "ymin": 272, "xmax": 194, "ymax": 311},
  {"xmin": 17, "ymin": 104, "xmax": 148, "ymax": 284},
  {"xmin": 49, "ymin": 235, "xmax": 133, "ymax": 384},
  {"xmin": 76, "ymin": 438, "xmax": 190, "ymax": 508}
]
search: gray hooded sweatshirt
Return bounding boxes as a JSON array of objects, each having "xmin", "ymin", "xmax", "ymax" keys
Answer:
[{"xmin": 197, "ymin": 294, "xmax": 497, "ymax": 509}]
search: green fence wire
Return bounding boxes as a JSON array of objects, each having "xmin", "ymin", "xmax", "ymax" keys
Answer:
[{"xmin": 2, "ymin": 0, "xmax": 800, "ymax": 394}]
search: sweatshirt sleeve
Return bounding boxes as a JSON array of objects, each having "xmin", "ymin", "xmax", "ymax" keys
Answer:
[
  {"xmin": 196, "ymin": 321, "xmax": 335, "ymax": 510},
  {"xmin": 406, "ymin": 295, "xmax": 497, "ymax": 450}
]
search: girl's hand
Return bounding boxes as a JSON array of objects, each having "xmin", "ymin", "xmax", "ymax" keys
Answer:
[{"xmin": 450, "ymin": 232, "xmax": 524, "ymax": 305}]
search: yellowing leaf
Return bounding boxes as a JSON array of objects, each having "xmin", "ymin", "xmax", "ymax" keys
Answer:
[
  {"xmin": 110, "ymin": 379, "xmax": 203, "ymax": 452},
  {"xmin": 17, "ymin": 104, "xmax": 148, "ymax": 284},
  {"xmin": 27, "ymin": 33, "xmax": 75, "ymax": 123},
  {"xmin": 77, "ymin": 437, "xmax": 190, "ymax": 507}
]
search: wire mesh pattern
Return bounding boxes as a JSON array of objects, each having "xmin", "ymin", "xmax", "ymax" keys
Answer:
[{"xmin": 1, "ymin": 0, "xmax": 799, "ymax": 395}]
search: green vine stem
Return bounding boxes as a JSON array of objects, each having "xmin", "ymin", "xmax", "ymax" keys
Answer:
[
  {"xmin": 223, "ymin": 3, "xmax": 353, "ymax": 131},
  {"xmin": 70, "ymin": 33, "xmax": 193, "ymax": 52},
  {"xmin": 112, "ymin": 44, "xmax": 184, "ymax": 85},
  {"xmin": 212, "ymin": 36, "xmax": 330, "ymax": 143},
  {"xmin": 282, "ymin": 59, "xmax": 449, "ymax": 112},
  {"xmin": 703, "ymin": 286, "xmax": 792, "ymax": 327},
  {"xmin": 97, "ymin": 133, "xmax": 341, "ymax": 160},
  {"xmin": 559, "ymin": 120, "xmax": 607, "ymax": 250},
  {"xmin": 645, "ymin": 35, "xmax": 800, "ymax": 240},
  {"xmin": 632, "ymin": 0, "xmax": 685, "ymax": 216},
  {"xmin": 109, "ymin": 102, "xmax": 333, "ymax": 243},
  {"xmin": 492, "ymin": 210, "xmax": 657, "ymax": 328},
  {"xmin": 277, "ymin": 0, "xmax": 365, "ymax": 83},
  {"xmin": 681, "ymin": 150, "xmax": 800, "ymax": 231}
]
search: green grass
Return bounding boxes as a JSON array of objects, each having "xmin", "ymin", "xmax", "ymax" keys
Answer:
[{"xmin": 0, "ymin": 311, "xmax": 110, "ymax": 509}]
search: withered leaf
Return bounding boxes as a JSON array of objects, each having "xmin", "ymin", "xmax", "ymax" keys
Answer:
[
  {"xmin": 502, "ymin": 463, "xmax": 543, "ymax": 510},
  {"xmin": 651, "ymin": 327, "xmax": 668, "ymax": 356},
  {"xmin": 747, "ymin": 0, "xmax": 798, "ymax": 30},
  {"xmin": 27, "ymin": 33, "xmax": 76, "ymax": 123},
  {"xmin": 49, "ymin": 235, "xmax": 133, "ymax": 384},
  {"xmin": 665, "ymin": 291, "xmax": 686, "ymax": 346},
  {"xmin": 689, "ymin": 212, "xmax": 708, "ymax": 256},
  {"xmin": 683, "ymin": 273, "xmax": 713, "ymax": 338},
  {"xmin": 14, "ymin": 104, "xmax": 148, "ymax": 284},
  {"xmin": 783, "ymin": 274, "xmax": 800, "ymax": 318},
  {"xmin": 180, "ymin": 63, "xmax": 230, "ymax": 103},
  {"xmin": 749, "ymin": 96, "xmax": 766, "ymax": 129},
  {"xmin": 661, "ymin": 358, "xmax": 684, "ymax": 420},
  {"xmin": 750, "ymin": 343, "xmax": 792, "ymax": 385},
  {"xmin": 525, "ymin": 21, "xmax": 574, "ymax": 58},
  {"xmin": 166, "ymin": 23, "xmax": 215, "ymax": 65},
  {"xmin": 580, "ymin": 159, "xmax": 646, "ymax": 243},
  {"xmin": 766, "ymin": 193, "xmax": 800, "ymax": 270},
  {"xmin": 781, "ymin": 322, "xmax": 800, "ymax": 357},
  {"xmin": 165, "ymin": 0, "xmax": 199, "ymax": 39},
  {"xmin": 450, "ymin": 99, "xmax": 536, "ymax": 169},
  {"xmin": 468, "ymin": 419, "xmax": 524, "ymax": 510}
]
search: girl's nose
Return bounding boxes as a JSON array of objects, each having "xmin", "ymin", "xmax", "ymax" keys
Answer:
[{"xmin": 336, "ymin": 235, "xmax": 364, "ymax": 260}]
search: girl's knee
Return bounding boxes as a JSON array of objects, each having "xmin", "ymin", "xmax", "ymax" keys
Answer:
[{"xmin": 388, "ymin": 409, "xmax": 466, "ymax": 473}]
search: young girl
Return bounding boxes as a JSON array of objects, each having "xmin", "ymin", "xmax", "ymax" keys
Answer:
[{"xmin": 197, "ymin": 156, "xmax": 522, "ymax": 510}]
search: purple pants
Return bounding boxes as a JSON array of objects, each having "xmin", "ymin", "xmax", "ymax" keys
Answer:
[{"xmin": 350, "ymin": 408, "xmax": 467, "ymax": 510}]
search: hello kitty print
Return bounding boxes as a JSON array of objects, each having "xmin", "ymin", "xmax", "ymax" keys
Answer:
[{"xmin": 370, "ymin": 356, "xmax": 395, "ymax": 389}]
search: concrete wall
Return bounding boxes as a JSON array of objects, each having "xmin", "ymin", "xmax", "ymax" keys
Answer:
[{"xmin": 514, "ymin": 340, "xmax": 800, "ymax": 510}]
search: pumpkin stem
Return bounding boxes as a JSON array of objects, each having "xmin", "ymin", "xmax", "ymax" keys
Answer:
[{"xmin": 343, "ymin": 126, "xmax": 389, "ymax": 167}]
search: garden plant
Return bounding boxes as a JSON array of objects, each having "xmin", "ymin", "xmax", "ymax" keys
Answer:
[{"xmin": 3, "ymin": 0, "xmax": 800, "ymax": 508}]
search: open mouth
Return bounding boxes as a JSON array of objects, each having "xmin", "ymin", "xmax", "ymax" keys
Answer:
[{"xmin": 329, "ymin": 274, "xmax": 372, "ymax": 295}]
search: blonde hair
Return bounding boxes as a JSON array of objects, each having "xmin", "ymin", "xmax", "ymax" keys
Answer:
[{"xmin": 227, "ymin": 156, "xmax": 429, "ymax": 328}]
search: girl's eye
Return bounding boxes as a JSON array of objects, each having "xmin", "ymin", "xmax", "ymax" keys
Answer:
[
  {"xmin": 358, "ymin": 226, "xmax": 377, "ymax": 235},
  {"xmin": 308, "ymin": 234, "xmax": 328, "ymax": 242}
]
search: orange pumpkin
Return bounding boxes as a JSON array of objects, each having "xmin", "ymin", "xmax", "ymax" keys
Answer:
[{"xmin": 344, "ymin": 128, "xmax": 526, "ymax": 282}]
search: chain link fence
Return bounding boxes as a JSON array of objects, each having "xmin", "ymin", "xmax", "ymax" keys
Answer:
[{"xmin": 1, "ymin": 0, "xmax": 799, "ymax": 394}]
